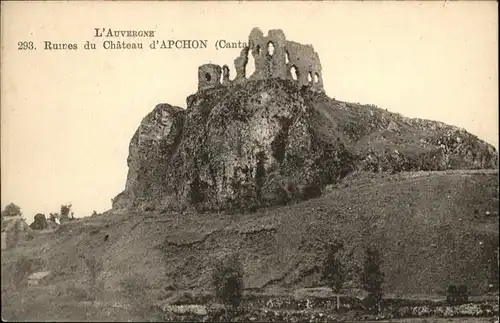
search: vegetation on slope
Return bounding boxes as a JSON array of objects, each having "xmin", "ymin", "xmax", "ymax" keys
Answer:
[{"xmin": 2, "ymin": 171, "xmax": 498, "ymax": 321}]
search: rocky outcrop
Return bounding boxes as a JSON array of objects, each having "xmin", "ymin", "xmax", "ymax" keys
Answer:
[
  {"xmin": 113, "ymin": 77, "xmax": 497, "ymax": 213},
  {"xmin": 112, "ymin": 103, "xmax": 185, "ymax": 210},
  {"xmin": 112, "ymin": 28, "xmax": 498, "ymax": 214},
  {"xmin": 114, "ymin": 80, "xmax": 354, "ymax": 212},
  {"xmin": 1, "ymin": 216, "xmax": 31, "ymax": 250},
  {"xmin": 314, "ymin": 100, "xmax": 498, "ymax": 173},
  {"xmin": 163, "ymin": 80, "xmax": 354, "ymax": 212},
  {"xmin": 29, "ymin": 213, "xmax": 49, "ymax": 230}
]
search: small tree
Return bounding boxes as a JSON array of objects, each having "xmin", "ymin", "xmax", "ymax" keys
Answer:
[
  {"xmin": 60, "ymin": 204, "xmax": 72, "ymax": 222},
  {"xmin": 322, "ymin": 241, "xmax": 345, "ymax": 293},
  {"xmin": 81, "ymin": 253, "xmax": 103, "ymax": 303},
  {"xmin": 212, "ymin": 253, "xmax": 244, "ymax": 309},
  {"xmin": 2, "ymin": 203, "xmax": 22, "ymax": 217},
  {"xmin": 49, "ymin": 213, "xmax": 59, "ymax": 222},
  {"xmin": 361, "ymin": 245, "xmax": 385, "ymax": 313}
]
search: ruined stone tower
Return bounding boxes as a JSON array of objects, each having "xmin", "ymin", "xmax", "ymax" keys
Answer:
[
  {"xmin": 197, "ymin": 28, "xmax": 324, "ymax": 92},
  {"xmin": 198, "ymin": 64, "xmax": 222, "ymax": 91}
]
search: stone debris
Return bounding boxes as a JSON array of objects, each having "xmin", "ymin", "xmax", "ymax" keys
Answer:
[{"xmin": 27, "ymin": 271, "xmax": 51, "ymax": 286}]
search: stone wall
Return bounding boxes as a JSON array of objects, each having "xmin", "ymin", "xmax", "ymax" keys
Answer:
[
  {"xmin": 197, "ymin": 64, "xmax": 222, "ymax": 91},
  {"xmin": 1, "ymin": 216, "xmax": 30, "ymax": 250},
  {"xmin": 285, "ymin": 41, "xmax": 323, "ymax": 89},
  {"xmin": 247, "ymin": 28, "xmax": 288, "ymax": 80},
  {"xmin": 197, "ymin": 28, "xmax": 324, "ymax": 92}
]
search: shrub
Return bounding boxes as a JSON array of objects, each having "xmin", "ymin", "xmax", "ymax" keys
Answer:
[
  {"xmin": 48, "ymin": 213, "xmax": 59, "ymax": 222},
  {"xmin": 322, "ymin": 241, "xmax": 345, "ymax": 293},
  {"xmin": 60, "ymin": 204, "xmax": 72, "ymax": 222},
  {"xmin": 2, "ymin": 203, "xmax": 22, "ymax": 217},
  {"xmin": 457, "ymin": 284, "xmax": 469, "ymax": 304},
  {"xmin": 212, "ymin": 253, "xmax": 244, "ymax": 309},
  {"xmin": 446, "ymin": 285, "xmax": 457, "ymax": 305},
  {"xmin": 447, "ymin": 284, "xmax": 469, "ymax": 305},
  {"xmin": 361, "ymin": 245, "xmax": 384, "ymax": 313},
  {"xmin": 80, "ymin": 253, "xmax": 103, "ymax": 302}
]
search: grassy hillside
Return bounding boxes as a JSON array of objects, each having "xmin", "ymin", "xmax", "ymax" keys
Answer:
[
  {"xmin": 2, "ymin": 171, "xmax": 499, "ymax": 322},
  {"xmin": 311, "ymin": 97, "xmax": 498, "ymax": 172},
  {"xmin": 152, "ymin": 169, "xmax": 499, "ymax": 295},
  {"xmin": 1, "ymin": 170, "xmax": 498, "ymax": 320}
]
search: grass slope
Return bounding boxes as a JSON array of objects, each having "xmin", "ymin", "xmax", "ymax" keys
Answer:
[{"xmin": 1, "ymin": 170, "xmax": 498, "ymax": 320}]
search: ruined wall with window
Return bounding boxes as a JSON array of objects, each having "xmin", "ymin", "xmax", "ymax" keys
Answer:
[
  {"xmin": 197, "ymin": 28, "xmax": 324, "ymax": 92},
  {"xmin": 198, "ymin": 64, "xmax": 222, "ymax": 91}
]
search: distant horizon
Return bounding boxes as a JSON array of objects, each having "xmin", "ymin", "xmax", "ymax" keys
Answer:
[{"xmin": 2, "ymin": 1, "xmax": 498, "ymax": 224}]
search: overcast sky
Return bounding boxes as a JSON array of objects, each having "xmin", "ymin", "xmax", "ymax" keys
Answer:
[{"xmin": 1, "ymin": 1, "xmax": 498, "ymax": 224}]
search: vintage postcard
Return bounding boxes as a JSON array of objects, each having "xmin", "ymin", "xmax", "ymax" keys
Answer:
[{"xmin": 1, "ymin": 1, "xmax": 498, "ymax": 322}]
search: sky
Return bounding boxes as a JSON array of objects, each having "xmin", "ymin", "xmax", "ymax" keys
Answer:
[{"xmin": 1, "ymin": 1, "xmax": 498, "ymax": 224}]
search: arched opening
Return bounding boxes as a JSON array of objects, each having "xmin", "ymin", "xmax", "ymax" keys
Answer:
[
  {"xmin": 314, "ymin": 73, "xmax": 320, "ymax": 84},
  {"xmin": 307, "ymin": 72, "xmax": 313, "ymax": 84},
  {"xmin": 285, "ymin": 50, "xmax": 290, "ymax": 64},
  {"xmin": 205, "ymin": 73, "xmax": 212, "ymax": 82},
  {"xmin": 246, "ymin": 53, "xmax": 256, "ymax": 78},
  {"xmin": 256, "ymin": 45, "xmax": 261, "ymax": 56},
  {"xmin": 290, "ymin": 66, "xmax": 298, "ymax": 81},
  {"xmin": 267, "ymin": 42, "xmax": 275, "ymax": 57}
]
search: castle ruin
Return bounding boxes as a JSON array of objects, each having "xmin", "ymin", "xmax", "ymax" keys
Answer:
[{"xmin": 198, "ymin": 28, "xmax": 324, "ymax": 92}]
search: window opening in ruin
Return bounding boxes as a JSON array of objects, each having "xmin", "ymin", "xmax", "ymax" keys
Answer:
[
  {"xmin": 267, "ymin": 42, "xmax": 275, "ymax": 57},
  {"xmin": 314, "ymin": 73, "xmax": 320, "ymax": 84},
  {"xmin": 285, "ymin": 50, "xmax": 290, "ymax": 64},
  {"xmin": 256, "ymin": 45, "xmax": 261, "ymax": 56},
  {"xmin": 205, "ymin": 73, "xmax": 211, "ymax": 82},
  {"xmin": 308, "ymin": 72, "xmax": 313, "ymax": 84},
  {"xmin": 246, "ymin": 51, "xmax": 256, "ymax": 78},
  {"xmin": 290, "ymin": 66, "xmax": 298, "ymax": 81}
]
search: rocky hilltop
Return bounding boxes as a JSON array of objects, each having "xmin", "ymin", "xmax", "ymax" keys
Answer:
[{"xmin": 112, "ymin": 28, "xmax": 498, "ymax": 213}]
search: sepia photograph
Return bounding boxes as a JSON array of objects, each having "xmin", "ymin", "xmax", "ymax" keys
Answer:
[{"xmin": 1, "ymin": 1, "xmax": 498, "ymax": 321}]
